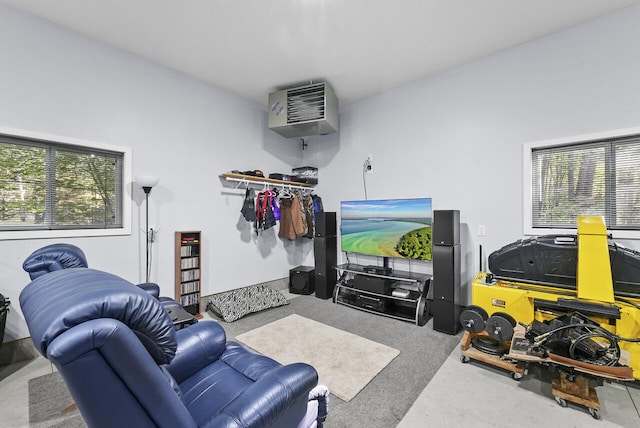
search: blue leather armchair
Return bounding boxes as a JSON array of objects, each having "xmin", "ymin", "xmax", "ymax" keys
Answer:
[
  {"xmin": 22, "ymin": 243, "xmax": 89, "ymax": 279},
  {"xmin": 20, "ymin": 268, "xmax": 322, "ymax": 428},
  {"xmin": 22, "ymin": 243, "xmax": 182, "ymax": 309}
]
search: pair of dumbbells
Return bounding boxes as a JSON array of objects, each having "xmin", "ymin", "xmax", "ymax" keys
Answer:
[{"xmin": 459, "ymin": 305, "xmax": 516, "ymax": 342}]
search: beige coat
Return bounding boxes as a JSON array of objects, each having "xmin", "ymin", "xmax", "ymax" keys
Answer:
[{"xmin": 278, "ymin": 194, "xmax": 306, "ymax": 240}]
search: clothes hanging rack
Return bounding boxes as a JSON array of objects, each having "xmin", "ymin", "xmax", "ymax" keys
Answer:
[{"xmin": 219, "ymin": 172, "xmax": 315, "ymax": 194}]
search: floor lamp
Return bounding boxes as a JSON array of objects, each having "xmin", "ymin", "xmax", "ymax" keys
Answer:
[{"xmin": 135, "ymin": 175, "xmax": 159, "ymax": 283}]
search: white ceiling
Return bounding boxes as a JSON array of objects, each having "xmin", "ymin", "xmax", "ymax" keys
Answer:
[{"xmin": 2, "ymin": 0, "xmax": 638, "ymax": 107}]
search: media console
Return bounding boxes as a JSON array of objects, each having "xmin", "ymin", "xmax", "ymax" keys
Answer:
[{"xmin": 333, "ymin": 263, "xmax": 431, "ymax": 326}]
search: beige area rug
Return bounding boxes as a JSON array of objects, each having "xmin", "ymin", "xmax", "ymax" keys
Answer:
[{"xmin": 235, "ymin": 314, "xmax": 400, "ymax": 402}]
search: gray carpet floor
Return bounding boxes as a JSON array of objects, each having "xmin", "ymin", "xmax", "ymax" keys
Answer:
[
  {"xmin": 28, "ymin": 372, "xmax": 84, "ymax": 427},
  {"xmin": 216, "ymin": 295, "xmax": 462, "ymax": 428},
  {"xmin": 29, "ymin": 295, "xmax": 461, "ymax": 428}
]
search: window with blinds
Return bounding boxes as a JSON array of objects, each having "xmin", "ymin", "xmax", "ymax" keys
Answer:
[
  {"xmin": 0, "ymin": 133, "xmax": 124, "ymax": 232},
  {"xmin": 531, "ymin": 135, "xmax": 640, "ymax": 231}
]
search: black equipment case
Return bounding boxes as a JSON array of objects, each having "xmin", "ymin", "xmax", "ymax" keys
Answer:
[{"xmin": 488, "ymin": 235, "xmax": 640, "ymax": 297}]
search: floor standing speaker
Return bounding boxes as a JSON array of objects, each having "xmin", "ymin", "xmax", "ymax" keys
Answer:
[
  {"xmin": 432, "ymin": 299, "xmax": 461, "ymax": 336},
  {"xmin": 314, "ymin": 211, "xmax": 337, "ymax": 299},
  {"xmin": 433, "ymin": 210, "xmax": 460, "ymax": 246},
  {"xmin": 315, "ymin": 211, "xmax": 337, "ymax": 237},
  {"xmin": 432, "ymin": 209, "xmax": 461, "ymax": 335},
  {"xmin": 289, "ymin": 266, "xmax": 315, "ymax": 295},
  {"xmin": 314, "ymin": 236, "xmax": 337, "ymax": 299},
  {"xmin": 432, "ymin": 245, "xmax": 461, "ymax": 302}
]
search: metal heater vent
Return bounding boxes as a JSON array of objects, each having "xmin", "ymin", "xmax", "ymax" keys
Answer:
[
  {"xmin": 268, "ymin": 82, "xmax": 339, "ymax": 138},
  {"xmin": 287, "ymin": 84, "xmax": 326, "ymax": 123}
]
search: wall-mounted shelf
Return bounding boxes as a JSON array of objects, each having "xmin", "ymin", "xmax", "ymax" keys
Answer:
[{"xmin": 219, "ymin": 172, "xmax": 315, "ymax": 192}]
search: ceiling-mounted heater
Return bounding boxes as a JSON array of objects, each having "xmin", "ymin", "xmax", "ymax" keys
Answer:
[{"xmin": 268, "ymin": 82, "xmax": 339, "ymax": 138}]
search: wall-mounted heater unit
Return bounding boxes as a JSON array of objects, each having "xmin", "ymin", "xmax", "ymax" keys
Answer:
[{"xmin": 268, "ymin": 82, "xmax": 339, "ymax": 138}]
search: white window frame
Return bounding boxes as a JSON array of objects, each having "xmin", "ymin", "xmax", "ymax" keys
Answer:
[
  {"xmin": 0, "ymin": 126, "xmax": 132, "ymax": 240},
  {"xmin": 523, "ymin": 126, "xmax": 640, "ymax": 240}
]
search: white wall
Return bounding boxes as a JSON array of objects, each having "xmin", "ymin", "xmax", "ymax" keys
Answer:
[
  {"xmin": 0, "ymin": 5, "xmax": 313, "ymax": 340},
  {"xmin": 2, "ymin": 4, "xmax": 640, "ymax": 341},
  {"xmin": 305, "ymin": 5, "xmax": 640, "ymax": 304}
]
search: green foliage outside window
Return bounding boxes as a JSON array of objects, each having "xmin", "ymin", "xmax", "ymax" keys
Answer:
[
  {"xmin": 0, "ymin": 143, "xmax": 45, "ymax": 225},
  {"xmin": 532, "ymin": 137, "xmax": 640, "ymax": 230},
  {"xmin": 0, "ymin": 137, "xmax": 123, "ymax": 231}
]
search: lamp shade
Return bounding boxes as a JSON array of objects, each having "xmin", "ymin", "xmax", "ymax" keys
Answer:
[{"xmin": 135, "ymin": 175, "xmax": 159, "ymax": 189}]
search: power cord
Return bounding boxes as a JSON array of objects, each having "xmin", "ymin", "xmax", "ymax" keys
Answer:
[
  {"xmin": 531, "ymin": 322, "xmax": 632, "ymax": 366},
  {"xmin": 362, "ymin": 158, "xmax": 371, "ymax": 199},
  {"xmin": 147, "ymin": 227, "xmax": 158, "ymax": 282}
]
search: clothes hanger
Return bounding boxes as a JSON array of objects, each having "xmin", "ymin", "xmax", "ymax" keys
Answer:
[{"xmin": 279, "ymin": 185, "xmax": 293, "ymax": 199}]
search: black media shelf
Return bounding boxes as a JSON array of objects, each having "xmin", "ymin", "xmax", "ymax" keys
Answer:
[{"xmin": 333, "ymin": 264, "xmax": 431, "ymax": 326}]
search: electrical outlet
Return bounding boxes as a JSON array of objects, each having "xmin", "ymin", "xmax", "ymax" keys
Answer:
[
  {"xmin": 365, "ymin": 154, "xmax": 373, "ymax": 173},
  {"xmin": 477, "ymin": 225, "xmax": 486, "ymax": 236}
]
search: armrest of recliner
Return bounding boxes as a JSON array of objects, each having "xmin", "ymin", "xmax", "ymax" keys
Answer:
[
  {"xmin": 203, "ymin": 363, "xmax": 318, "ymax": 428},
  {"xmin": 137, "ymin": 283, "xmax": 183, "ymax": 309},
  {"xmin": 220, "ymin": 341, "xmax": 282, "ymax": 380},
  {"xmin": 137, "ymin": 282, "xmax": 160, "ymax": 299},
  {"xmin": 166, "ymin": 321, "xmax": 227, "ymax": 383}
]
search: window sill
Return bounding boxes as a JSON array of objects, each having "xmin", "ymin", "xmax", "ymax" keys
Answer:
[{"xmin": 0, "ymin": 227, "xmax": 131, "ymax": 241}]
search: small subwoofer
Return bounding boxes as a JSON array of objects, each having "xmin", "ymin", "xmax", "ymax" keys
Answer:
[{"xmin": 289, "ymin": 266, "xmax": 315, "ymax": 295}]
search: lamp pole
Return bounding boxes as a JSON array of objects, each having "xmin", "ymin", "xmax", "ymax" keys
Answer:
[
  {"xmin": 135, "ymin": 175, "xmax": 159, "ymax": 284},
  {"xmin": 142, "ymin": 185, "xmax": 152, "ymax": 283}
]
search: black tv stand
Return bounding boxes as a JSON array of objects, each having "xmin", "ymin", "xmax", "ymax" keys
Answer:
[
  {"xmin": 363, "ymin": 265, "xmax": 393, "ymax": 276},
  {"xmin": 333, "ymin": 263, "xmax": 431, "ymax": 326}
]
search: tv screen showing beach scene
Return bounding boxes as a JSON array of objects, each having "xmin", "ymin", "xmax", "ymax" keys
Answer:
[{"xmin": 340, "ymin": 198, "xmax": 433, "ymax": 261}]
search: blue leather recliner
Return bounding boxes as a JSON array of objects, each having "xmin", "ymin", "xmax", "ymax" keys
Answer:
[
  {"xmin": 22, "ymin": 243, "xmax": 182, "ymax": 309},
  {"xmin": 22, "ymin": 243, "xmax": 89, "ymax": 279},
  {"xmin": 20, "ymin": 268, "xmax": 322, "ymax": 427}
]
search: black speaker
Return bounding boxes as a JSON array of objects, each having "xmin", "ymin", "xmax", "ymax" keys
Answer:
[
  {"xmin": 315, "ymin": 211, "xmax": 336, "ymax": 237},
  {"xmin": 315, "ymin": 275, "xmax": 334, "ymax": 300},
  {"xmin": 354, "ymin": 274, "xmax": 392, "ymax": 294},
  {"xmin": 432, "ymin": 245, "xmax": 461, "ymax": 302},
  {"xmin": 433, "ymin": 210, "xmax": 460, "ymax": 246},
  {"xmin": 314, "ymin": 236, "xmax": 337, "ymax": 299},
  {"xmin": 432, "ymin": 209, "xmax": 461, "ymax": 335},
  {"xmin": 289, "ymin": 266, "xmax": 315, "ymax": 295},
  {"xmin": 432, "ymin": 299, "xmax": 460, "ymax": 335}
]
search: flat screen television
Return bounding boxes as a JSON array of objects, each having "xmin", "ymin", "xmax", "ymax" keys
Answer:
[{"xmin": 340, "ymin": 198, "xmax": 433, "ymax": 261}]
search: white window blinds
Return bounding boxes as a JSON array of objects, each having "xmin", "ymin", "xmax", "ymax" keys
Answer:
[
  {"xmin": 531, "ymin": 135, "xmax": 640, "ymax": 230},
  {"xmin": 0, "ymin": 134, "xmax": 124, "ymax": 231}
]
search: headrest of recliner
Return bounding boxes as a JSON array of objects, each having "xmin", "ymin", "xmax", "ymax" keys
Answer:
[
  {"xmin": 19, "ymin": 268, "xmax": 177, "ymax": 365},
  {"xmin": 23, "ymin": 243, "xmax": 89, "ymax": 279}
]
